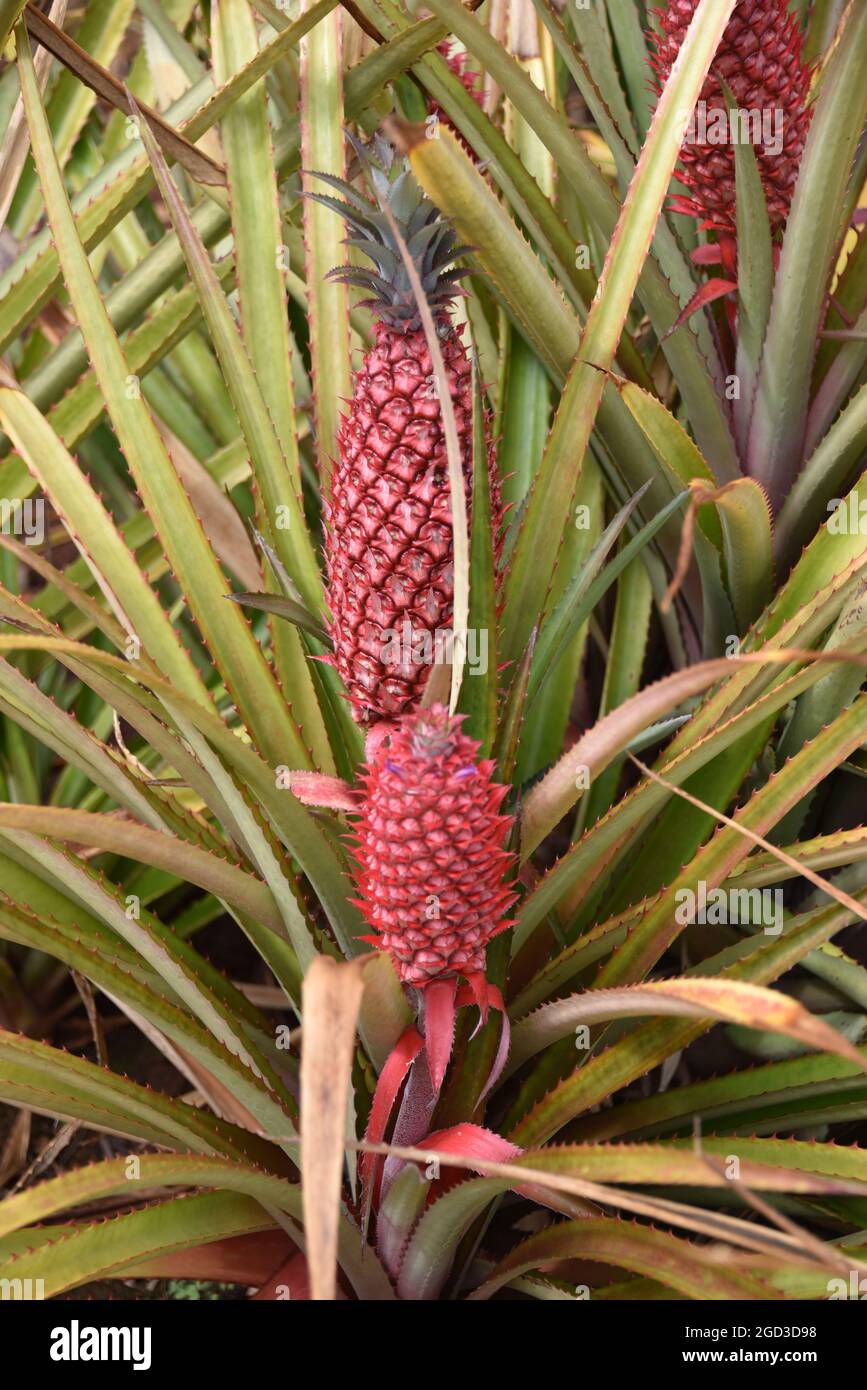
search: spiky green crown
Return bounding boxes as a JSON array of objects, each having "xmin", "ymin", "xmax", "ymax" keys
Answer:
[{"xmin": 306, "ymin": 133, "xmax": 471, "ymax": 331}]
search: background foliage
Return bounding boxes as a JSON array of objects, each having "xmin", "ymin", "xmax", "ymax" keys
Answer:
[{"xmin": 0, "ymin": 0, "xmax": 866, "ymax": 1302}]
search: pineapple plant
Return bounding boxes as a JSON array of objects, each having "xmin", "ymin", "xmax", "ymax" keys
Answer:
[{"xmin": 0, "ymin": 0, "xmax": 865, "ymax": 1324}]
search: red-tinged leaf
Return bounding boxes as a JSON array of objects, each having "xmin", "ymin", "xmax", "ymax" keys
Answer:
[
  {"xmin": 421, "ymin": 1122, "xmax": 522, "ymax": 1167},
  {"xmin": 467, "ymin": 1216, "xmax": 784, "ymax": 1301},
  {"xmin": 288, "ymin": 771, "xmax": 360, "ymax": 812},
  {"xmin": 424, "ymin": 978, "xmax": 458, "ymax": 1094},
  {"xmin": 362, "ymin": 1025, "xmax": 424, "ymax": 1229},
  {"xmin": 516, "ymin": 1142, "xmax": 867, "ymax": 1196},
  {"xmin": 508, "ymin": 979, "xmax": 867, "ymax": 1080},
  {"xmin": 456, "ymin": 978, "xmax": 511, "ymax": 1099},
  {"xmin": 458, "ymin": 971, "xmax": 493, "ymax": 1029},
  {"xmin": 662, "ymin": 278, "xmax": 738, "ymax": 341},
  {"xmin": 252, "ymin": 1252, "xmax": 322, "ymax": 1301},
  {"xmin": 521, "ymin": 654, "xmax": 763, "ymax": 857},
  {"xmin": 0, "ymin": 1192, "xmax": 281, "ymax": 1297},
  {"xmin": 691, "ymin": 242, "xmax": 723, "ymax": 266},
  {"xmin": 384, "ymin": 1124, "xmax": 523, "ymax": 1258},
  {"xmin": 131, "ymin": 1231, "xmax": 295, "ymax": 1286},
  {"xmin": 482, "ymin": 1005, "xmax": 511, "ymax": 1103}
]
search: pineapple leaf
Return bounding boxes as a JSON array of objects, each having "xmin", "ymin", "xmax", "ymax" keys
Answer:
[
  {"xmin": 0, "ymin": 1028, "xmax": 288, "ymax": 1165},
  {"xmin": 300, "ymin": 7, "xmax": 351, "ymax": 499},
  {"xmin": 456, "ymin": 364, "xmax": 497, "ymax": 752},
  {"xmin": 747, "ymin": 0, "xmax": 867, "ymax": 506}
]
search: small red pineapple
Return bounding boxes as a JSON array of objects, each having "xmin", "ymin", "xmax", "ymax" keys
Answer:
[
  {"xmin": 309, "ymin": 140, "xmax": 499, "ymax": 725},
  {"xmin": 650, "ymin": 0, "xmax": 812, "ymax": 241},
  {"xmin": 290, "ymin": 706, "xmax": 515, "ymax": 1191},
  {"xmin": 352, "ymin": 705, "xmax": 516, "ymax": 993},
  {"xmin": 437, "ymin": 39, "xmax": 482, "ymax": 99},
  {"xmin": 428, "ymin": 40, "xmax": 485, "ymax": 155}
]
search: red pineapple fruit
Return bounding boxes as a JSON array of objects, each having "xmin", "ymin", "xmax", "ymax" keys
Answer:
[
  {"xmin": 437, "ymin": 39, "xmax": 482, "ymax": 100},
  {"xmin": 428, "ymin": 40, "xmax": 485, "ymax": 156},
  {"xmin": 351, "ymin": 705, "xmax": 516, "ymax": 994},
  {"xmin": 289, "ymin": 705, "xmax": 515, "ymax": 1149},
  {"xmin": 308, "ymin": 138, "xmax": 500, "ymax": 725},
  {"xmin": 649, "ymin": 0, "xmax": 812, "ymax": 255}
]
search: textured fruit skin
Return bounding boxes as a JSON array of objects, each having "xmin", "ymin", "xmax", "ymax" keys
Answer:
[
  {"xmin": 351, "ymin": 706, "xmax": 516, "ymax": 988},
  {"xmin": 650, "ymin": 0, "xmax": 812, "ymax": 234},
  {"xmin": 325, "ymin": 319, "xmax": 485, "ymax": 724}
]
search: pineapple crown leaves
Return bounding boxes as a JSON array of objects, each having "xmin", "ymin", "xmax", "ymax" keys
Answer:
[{"xmin": 304, "ymin": 132, "xmax": 474, "ymax": 331}]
